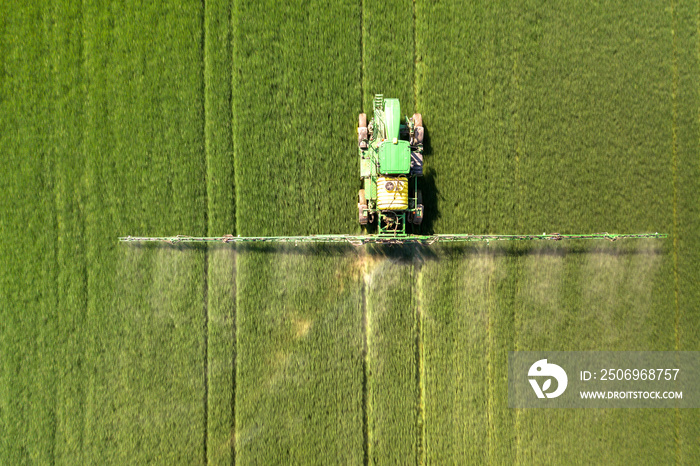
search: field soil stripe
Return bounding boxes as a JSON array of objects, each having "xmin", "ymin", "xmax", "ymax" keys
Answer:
[
  {"xmin": 360, "ymin": 4, "xmax": 367, "ymax": 463},
  {"xmin": 362, "ymin": 251, "xmax": 370, "ymax": 466},
  {"xmin": 202, "ymin": 0, "xmax": 207, "ymax": 464},
  {"xmin": 203, "ymin": 248, "xmax": 209, "ymax": 465},
  {"xmin": 414, "ymin": 259, "xmax": 426, "ymax": 465},
  {"xmin": 671, "ymin": 2, "xmax": 681, "ymax": 459},
  {"xmin": 360, "ymin": 0, "xmax": 365, "ymax": 111}
]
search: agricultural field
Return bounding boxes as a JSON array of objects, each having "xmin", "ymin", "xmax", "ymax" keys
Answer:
[{"xmin": 1, "ymin": 0, "xmax": 698, "ymax": 465}]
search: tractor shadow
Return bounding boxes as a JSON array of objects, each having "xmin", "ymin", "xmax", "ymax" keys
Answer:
[
  {"xmin": 416, "ymin": 125, "xmax": 439, "ymax": 235},
  {"xmin": 123, "ymin": 240, "xmax": 666, "ymax": 262},
  {"xmin": 358, "ymin": 241, "xmax": 665, "ymax": 266}
]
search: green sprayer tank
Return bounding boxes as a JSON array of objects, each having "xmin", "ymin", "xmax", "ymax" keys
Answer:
[{"xmin": 357, "ymin": 94, "xmax": 424, "ymax": 236}]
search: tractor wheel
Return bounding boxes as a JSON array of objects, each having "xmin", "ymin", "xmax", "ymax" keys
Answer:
[
  {"xmin": 358, "ymin": 114, "xmax": 368, "ymax": 149},
  {"xmin": 358, "ymin": 189, "xmax": 368, "ymax": 225},
  {"xmin": 359, "ymin": 205, "xmax": 368, "ymax": 225},
  {"xmin": 413, "ymin": 190, "xmax": 424, "ymax": 225},
  {"xmin": 412, "ymin": 113, "xmax": 422, "ymax": 128},
  {"xmin": 412, "ymin": 126, "xmax": 424, "ymax": 146},
  {"xmin": 358, "ymin": 127, "xmax": 368, "ymax": 149},
  {"xmin": 412, "ymin": 113, "xmax": 424, "ymax": 145}
]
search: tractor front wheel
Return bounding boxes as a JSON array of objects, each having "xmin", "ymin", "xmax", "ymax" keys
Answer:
[
  {"xmin": 412, "ymin": 113, "xmax": 422, "ymax": 128},
  {"xmin": 358, "ymin": 114, "xmax": 368, "ymax": 149},
  {"xmin": 359, "ymin": 113, "xmax": 367, "ymax": 128},
  {"xmin": 412, "ymin": 113, "xmax": 424, "ymax": 145}
]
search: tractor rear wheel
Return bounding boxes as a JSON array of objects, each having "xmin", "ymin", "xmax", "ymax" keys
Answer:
[
  {"xmin": 358, "ymin": 189, "xmax": 368, "ymax": 225},
  {"xmin": 412, "ymin": 190, "xmax": 424, "ymax": 225}
]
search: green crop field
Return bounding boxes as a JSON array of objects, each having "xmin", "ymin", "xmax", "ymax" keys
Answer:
[{"xmin": 1, "ymin": 0, "xmax": 698, "ymax": 464}]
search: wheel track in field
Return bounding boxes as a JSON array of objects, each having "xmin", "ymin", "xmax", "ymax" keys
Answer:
[
  {"xmin": 204, "ymin": 0, "xmax": 238, "ymax": 463},
  {"xmin": 360, "ymin": 0, "xmax": 365, "ymax": 114},
  {"xmin": 359, "ymin": 1, "xmax": 368, "ymax": 463},
  {"xmin": 202, "ymin": 0, "xmax": 209, "ymax": 462},
  {"xmin": 361, "ymin": 252, "xmax": 370, "ymax": 466},
  {"xmin": 357, "ymin": 249, "xmax": 380, "ymax": 466},
  {"xmin": 414, "ymin": 257, "xmax": 426, "ymax": 465},
  {"xmin": 670, "ymin": 1, "xmax": 680, "ymax": 463},
  {"xmin": 202, "ymin": 245, "xmax": 209, "ymax": 465},
  {"xmin": 412, "ymin": 3, "xmax": 426, "ymax": 464},
  {"xmin": 412, "ymin": 0, "xmax": 418, "ymax": 111}
]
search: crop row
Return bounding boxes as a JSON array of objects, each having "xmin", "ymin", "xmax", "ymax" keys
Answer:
[
  {"xmin": 416, "ymin": 0, "xmax": 695, "ymax": 463},
  {"xmin": 231, "ymin": 0, "xmax": 364, "ymax": 463},
  {"xmin": 1, "ymin": 0, "xmax": 210, "ymax": 463},
  {"xmin": 233, "ymin": 0, "xmax": 361, "ymax": 237},
  {"xmin": 1, "ymin": 1, "xmax": 58, "ymax": 462},
  {"xmin": 82, "ymin": 0, "xmax": 208, "ymax": 462}
]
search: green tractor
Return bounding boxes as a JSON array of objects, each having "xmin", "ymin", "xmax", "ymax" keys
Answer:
[{"xmin": 358, "ymin": 94, "xmax": 424, "ymax": 236}]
